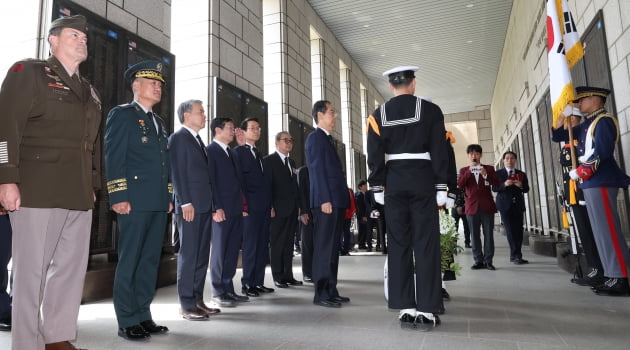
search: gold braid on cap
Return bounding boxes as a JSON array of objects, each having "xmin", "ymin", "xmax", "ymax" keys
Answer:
[{"xmin": 134, "ymin": 70, "xmax": 165, "ymax": 83}]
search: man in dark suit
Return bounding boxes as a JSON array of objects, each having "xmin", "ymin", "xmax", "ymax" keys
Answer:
[
  {"xmin": 305, "ymin": 100, "xmax": 350, "ymax": 308},
  {"xmin": 457, "ymin": 144, "xmax": 499, "ymax": 270},
  {"xmin": 355, "ymin": 180, "xmax": 369, "ymax": 250},
  {"xmin": 233, "ymin": 118, "xmax": 274, "ymax": 297},
  {"xmin": 169, "ymin": 100, "xmax": 220, "ymax": 321},
  {"xmin": 297, "ymin": 166, "xmax": 314, "ymax": 282},
  {"xmin": 207, "ymin": 117, "xmax": 249, "ymax": 307},
  {"xmin": 105, "ymin": 61, "xmax": 172, "ymax": 341},
  {"xmin": 264, "ymin": 132, "xmax": 302, "ymax": 288},
  {"xmin": 493, "ymin": 151, "xmax": 530, "ymax": 265}
]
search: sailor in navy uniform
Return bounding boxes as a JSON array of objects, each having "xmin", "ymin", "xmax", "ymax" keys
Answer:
[
  {"xmin": 552, "ymin": 86, "xmax": 630, "ymax": 296},
  {"xmin": 367, "ymin": 66, "xmax": 449, "ymax": 329}
]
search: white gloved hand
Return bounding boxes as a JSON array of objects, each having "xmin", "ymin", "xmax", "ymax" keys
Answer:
[
  {"xmin": 369, "ymin": 209, "xmax": 381, "ymax": 219},
  {"xmin": 436, "ymin": 191, "xmax": 447, "ymax": 206},
  {"xmin": 374, "ymin": 191, "xmax": 384, "ymax": 205},
  {"xmin": 445, "ymin": 197, "xmax": 455, "ymax": 209},
  {"xmin": 561, "ymin": 104, "xmax": 574, "ymax": 118},
  {"xmin": 569, "ymin": 169, "xmax": 580, "ymax": 180}
]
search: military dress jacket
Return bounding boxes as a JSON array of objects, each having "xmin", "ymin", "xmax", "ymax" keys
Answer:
[
  {"xmin": 366, "ymin": 95, "xmax": 449, "ymax": 193},
  {"xmin": 104, "ymin": 102, "xmax": 172, "ymax": 211},
  {"xmin": 552, "ymin": 109, "xmax": 630, "ymax": 189},
  {"xmin": 0, "ymin": 56, "xmax": 102, "ymax": 209}
]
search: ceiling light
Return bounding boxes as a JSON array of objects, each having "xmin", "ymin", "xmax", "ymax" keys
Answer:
[{"xmin": 466, "ymin": 3, "xmax": 474, "ymax": 8}]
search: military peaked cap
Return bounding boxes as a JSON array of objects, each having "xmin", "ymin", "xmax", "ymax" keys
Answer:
[
  {"xmin": 124, "ymin": 60, "xmax": 166, "ymax": 84},
  {"xmin": 50, "ymin": 14, "xmax": 88, "ymax": 33}
]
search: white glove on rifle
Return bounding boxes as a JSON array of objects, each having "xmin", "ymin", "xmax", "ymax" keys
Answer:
[
  {"xmin": 436, "ymin": 191, "xmax": 447, "ymax": 206},
  {"xmin": 373, "ymin": 191, "xmax": 384, "ymax": 205},
  {"xmin": 569, "ymin": 169, "xmax": 580, "ymax": 181}
]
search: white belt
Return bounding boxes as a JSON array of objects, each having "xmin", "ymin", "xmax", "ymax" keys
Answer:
[{"xmin": 385, "ymin": 152, "xmax": 431, "ymax": 162}]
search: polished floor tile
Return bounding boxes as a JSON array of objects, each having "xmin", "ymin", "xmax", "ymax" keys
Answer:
[{"xmin": 1, "ymin": 233, "xmax": 629, "ymax": 349}]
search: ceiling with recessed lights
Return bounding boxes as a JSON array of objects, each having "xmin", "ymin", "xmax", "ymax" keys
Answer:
[{"xmin": 307, "ymin": 0, "xmax": 514, "ymax": 114}]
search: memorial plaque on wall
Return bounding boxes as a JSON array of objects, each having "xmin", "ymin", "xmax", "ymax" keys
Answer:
[
  {"xmin": 213, "ymin": 77, "xmax": 269, "ymax": 155},
  {"xmin": 52, "ymin": 0, "xmax": 176, "ymax": 253}
]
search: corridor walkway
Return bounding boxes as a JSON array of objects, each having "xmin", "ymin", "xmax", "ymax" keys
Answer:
[{"xmin": 1, "ymin": 235, "xmax": 628, "ymax": 349}]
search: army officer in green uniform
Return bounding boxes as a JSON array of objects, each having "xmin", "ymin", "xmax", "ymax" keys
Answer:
[{"xmin": 104, "ymin": 61, "xmax": 173, "ymax": 341}]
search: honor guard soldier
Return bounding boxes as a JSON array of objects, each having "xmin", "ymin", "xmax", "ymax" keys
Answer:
[
  {"xmin": 367, "ymin": 66, "xmax": 450, "ymax": 330},
  {"xmin": 555, "ymin": 107, "xmax": 603, "ymax": 287},
  {"xmin": 104, "ymin": 61, "xmax": 173, "ymax": 340},
  {"xmin": 552, "ymin": 86, "xmax": 630, "ymax": 296},
  {"xmin": 0, "ymin": 14, "xmax": 102, "ymax": 350}
]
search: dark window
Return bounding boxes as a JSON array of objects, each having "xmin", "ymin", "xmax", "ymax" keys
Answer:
[
  {"xmin": 522, "ymin": 117, "xmax": 542, "ymax": 231},
  {"xmin": 52, "ymin": 0, "xmax": 176, "ymax": 253},
  {"xmin": 572, "ymin": 11, "xmax": 629, "ymax": 235},
  {"xmin": 536, "ymin": 95, "xmax": 563, "ymax": 234}
]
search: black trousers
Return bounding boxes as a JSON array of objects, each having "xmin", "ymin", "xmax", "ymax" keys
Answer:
[
  {"xmin": 269, "ymin": 211, "xmax": 298, "ymax": 282},
  {"xmin": 300, "ymin": 215, "xmax": 314, "ymax": 278},
  {"xmin": 175, "ymin": 212, "xmax": 212, "ymax": 309},
  {"xmin": 499, "ymin": 206, "xmax": 524, "ymax": 260},
  {"xmin": 311, "ymin": 208, "xmax": 344, "ymax": 302},
  {"xmin": 385, "ymin": 190, "xmax": 441, "ymax": 313},
  {"xmin": 0, "ymin": 215, "xmax": 11, "ymax": 319}
]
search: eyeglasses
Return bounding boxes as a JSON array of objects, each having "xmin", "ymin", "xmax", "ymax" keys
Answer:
[
  {"xmin": 247, "ymin": 127, "xmax": 262, "ymax": 131},
  {"xmin": 280, "ymin": 138, "xmax": 294, "ymax": 144}
]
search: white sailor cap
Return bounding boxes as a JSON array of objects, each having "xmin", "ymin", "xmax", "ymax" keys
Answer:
[{"xmin": 382, "ymin": 66, "xmax": 419, "ymax": 84}]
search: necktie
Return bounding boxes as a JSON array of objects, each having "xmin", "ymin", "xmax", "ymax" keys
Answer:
[
  {"xmin": 253, "ymin": 146, "xmax": 263, "ymax": 171},
  {"xmin": 196, "ymin": 135, "xmax": 207, "ymax": 158},
  {"xmin": 284, "ymin": 156, "xmax": 292, "ymax": 176},
  {"xmin": 147, "ymin": 111, "xmax": 159, "ymax": 135},
  {"xmin": 226, "ymin": 146, "xmax": 231, "ymax": 157},
  {"xmin": 72, "ymin": 74, "xmax": 83, "ymax": 99}
]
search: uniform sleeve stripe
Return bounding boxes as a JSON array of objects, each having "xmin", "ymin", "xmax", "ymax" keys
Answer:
[{"xmin": 0, "ymin": 141, "xmax": 8, "ymax": 163}]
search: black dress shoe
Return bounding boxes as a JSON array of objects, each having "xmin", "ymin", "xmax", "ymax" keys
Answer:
[
  {"xmin": 212, "ymin": 294, "xmax": 236, "ymax": 307},
  {"xmin": 140, "ymin": 319, "xmax": 169, "ymax": 334},
  {"xmin": 274, "ymin": 280, "xmax": 289, "ymax": 288},
  {"xmin": 465, "ymin": 243, "xmax": 471, "ymax": 248},
  {"xmin": 303, "ymin": 276, "xmax": 313, "ymax": 283},
  {"xmin": 196, "ymin": 300, "xmax": 221, "ymax": 314},
  {"xmin": 313, "ymin": 299, "xmax": 341, "ymax": 308},
  {"xmin": 441, "ymin": 288, "xmax": 450, "ymax": 301},
  {"xmin": 242, "ymin": 285, "xmax": 260, "ymax": 297},
  {"xmin": 255, "ymin": 285, "xmax": 275, "ymax": 293},
  {"xmin": 118, "ymin": 325, "xmax": 150, "ymax": 341},
  {"xmin": 593, "ymin": 278, "xmax": 630, "ymax": 296},
  {"xmin": 226, "ymin": 292, "xmax": 250, "ymax": 302},
  {"xmin": 329, "ymin": 295, "xmax": 350, "ymax": 303},
  {"xmin": 572, "ymin": 268, "xmax": 605, "ymax": 287},
  {"xmin": 486, "ymin": 263, "xmax": 496, "ymax": 270},
  {"xmin": 513, "ymin": 258, "xmax": 529, "ymax": 265},
  {"xmin": 416, "ymin": 314, "xmax": 441, "ymax": 331},
  {"xmin": 471, "ymin": 262, "xmax": 485, "ymax": 270},
  {"xmin": 0, "ymin": 316, "xmax": 11, "ymax": 332},
  {"xmin": 285, "ymin": 278, "xmax": 303, "ymax": 286},
  {"xmin": 180, "ymin": 307, "xmax": 209, "ymax": 321}
]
